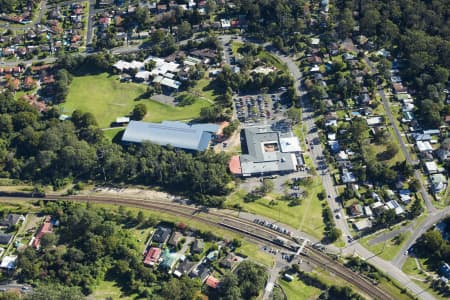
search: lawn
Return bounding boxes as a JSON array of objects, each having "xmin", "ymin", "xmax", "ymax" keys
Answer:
[
  {"xmin": 402, "ymin": 257, "xmax": 448, "ymax": 300},
  {"xmin": 64, "ymin": 72, "xmax": 210, "ymax": 128},
  {"xmin": 102, "ymin": 128, "xmax": 124, "ymax": 141},
  {"xmin": 91, "ymin": 280, "xmax": 137, "ymax": 300},
  {"xmin": 235, "ymin": 242, "xmax": 274, "ymax": 268},
  {"xmin": 226, "ymin": 178, "xmax": 326, "ymax": 240},
  {"xmin": 359, "ymin": 231, "xmax": 411, "ymax": 261},
  {"xmin": 278, "ymin": 277, "xmax": 321, "ymax": 299}
]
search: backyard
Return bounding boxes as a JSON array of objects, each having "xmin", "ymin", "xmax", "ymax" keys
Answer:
[{"xmin": 64, "ymin": 72, "xmax": 211, "ymax": 128}]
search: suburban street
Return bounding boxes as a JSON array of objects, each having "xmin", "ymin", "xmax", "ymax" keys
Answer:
[{"xmin": 279, "ymin": 54, "xmax": 435, "ymax": 300}]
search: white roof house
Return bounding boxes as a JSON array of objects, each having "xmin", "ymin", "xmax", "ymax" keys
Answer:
[
  {"xmin": 311, "ymin": 38, "xmax": 320, "ymax": 45},
  {"xmin": 416, "ymin": 141, "xmax": 433, "ymax": 152},
  {"xmin": 386, "ymin": 200, "xmax": 404, "ymax": 215},
  {"xmin": 220, "ymin": 19, "xmax": 231, "ymax": 28},
  {"xmin": 0, "ymin": 255, "xmax": 17, "ymax": 270},
  {"xmin": 342, "ymin": 169, "xmax": 356, "ymax": 183},
  {"xmin": 113, "ymin": 60, "xmax": 145, "ymax": 71},
  {"xmin": 366, "ymin": 116, "xmax": 383, "ymax": 126},
  {"xmin": 425, "ymin": 161, "xmax": 439, "ymax": 174},
  {"xmin": 354, "ymin": 219, "xmax": 372, "ymax": 231},
  {"xmin": 364, "ymin": 206, "xmax": 373, "ymax": 217}
]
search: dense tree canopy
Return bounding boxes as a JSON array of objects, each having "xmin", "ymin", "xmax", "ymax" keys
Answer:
[{"xmin": 0, "ymin": 92, "xmax": 233, "ymax": 205}]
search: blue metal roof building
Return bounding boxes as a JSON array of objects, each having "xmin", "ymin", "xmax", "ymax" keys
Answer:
[{"xmin": 121, "ymin": 121, "xmax": 220, "ymax": 151}]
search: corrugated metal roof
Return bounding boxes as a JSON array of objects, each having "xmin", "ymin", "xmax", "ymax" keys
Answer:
[{"xmin": 122, "ymin": 121, "xmax": 219, "ymax": 151}]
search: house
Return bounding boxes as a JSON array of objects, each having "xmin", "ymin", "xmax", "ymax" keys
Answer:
[
  {"xmin": 192, "ymin": 238, "xmax": 204, "ymax": 253},
  {"xmin": 0, "ymin": 255, "xmax": 17, "ymax": 270},
  {"xmin": 349, "ymin": 204, "xmax": 363, "ymax": 217},
  {"xmin": 430, "ymin": 174, "xmax": 447, "ymax": 193},
  {"xmin": 424, "ymin": 161, "xmax": 438, "ymax": 174},
  {"xmin": 219, "ymin": 253, "xmax": 241, "ymax": 269},
  {"xmin": 364, "ymin": 206, "xmax": 373, "ymax": 217},
  {"xmin": 205, "ymin": 275, "xmax": 220, "ymax": 289},
  {"xmin": 32, "ymin": 218, "xmax": 53, "ymax": 249},
  {"xmin": 152, "ymin": 227, "xmax": 172, "ymax": 244},
  {"xmin": 354, "ymin": 219, "xmax": 372, "ymax": 231},
  {"xmin": 386, "ymin": 200, "xmax": 404, "ymax": 215},
  {"xmin": 399, "ymin": 190, "xmax": 411, "ymax": 203},
  {"xmin": 366, "ymin": 116, "xmax": 383, "ymax": 127},
  {"xmin": 190, "ymin": 263, "xmax": 210, "ymax": 282},
  {"xmin": 167, "ymin": 231, "xmax": 183, "ymax": 247},
  {"xmin": 436, "ymin": 149, "xmax": 450, "ymax": 162},
  {"xmin": 173, "ymin": 259, "xmax": 196, "ymax": 277},
  {"xmin": 416, "ymin": 141, "xmax": 433, "ymax": 153},
  {"xmin": 0, "ymin": 214, "xmax": 25, "ymax": 228},
  {"xmin": 143, "ymin": 247, "xmax": 162, "ymax": 266},
  {"xmin": 0, "ymin": 232, "xmax": 13, "ymax": 245},
  {"xmin": 328, "ymin": 141, "xmax": 340, "ymax": 153},
  {"xmin": 342, "ymin": 168, "xmax": 356, "ymax": 184},
  {"xmin": 440, "ymin": 263, "xmax": 450, "ymax": 280}
]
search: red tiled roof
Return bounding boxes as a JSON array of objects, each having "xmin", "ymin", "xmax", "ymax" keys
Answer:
[
  {"xmin": 205, "ymin": 275, "xmax": 220, "ymax": 288},
  {"xmin": 229, "ymin": 155, "xmax": 241, "ymax": 175},
  {"xmin": 143, "ymin": 247, "xmax": 161, "ymax": 265}
]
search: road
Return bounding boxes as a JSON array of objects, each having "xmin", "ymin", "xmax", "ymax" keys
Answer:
[
  {"xmin": 86, "ymin": 0, "xmax": 96, "ymax": 46},
  {"xmin": 278, "ymin": 54, "xmax": 352, "ymax": 241},
  {"xmin": 392, "ymin": 206, "xmax": 450, "ymax": 268},
  {"xmin": 363, "ymin": 57, "xmax": 435, "ymax": 213}
]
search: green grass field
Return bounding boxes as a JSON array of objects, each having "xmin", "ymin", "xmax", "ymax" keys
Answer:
[
  {"xmin": 359, "ymin": 231, "xmax": 411, "ymax": 261},
  {"xmin": 226, "ymin": 178, "xmax": 326, "ymax": 240},
  {"xmin": 278, "ymin": 277, "xmax": 321, "ymax": 299},
  {"xmin": 64, "ymin": 72, "xmax": 210, "ymax": 128}
]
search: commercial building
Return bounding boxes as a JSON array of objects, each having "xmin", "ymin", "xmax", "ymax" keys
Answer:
[
  {"xmin": 229, "ymin": 126, "xmax": 301, "ymax": 177},
  {"xmin": 122, "ymin": 121, "xmax": 220, "ymax": 151}
]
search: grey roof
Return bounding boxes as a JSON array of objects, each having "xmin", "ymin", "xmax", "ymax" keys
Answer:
[
  {"xmin": 122, "ymin": 121, "xmax": 219, "ymax": 151},
  {"xmin": 240, "ymin": 127, "xmax": 298, "ymax": 176},
  {"xmin": 153, "ymin": 227, "xmax": 172, "ymax": 244},
  {"xmin": 0, "ymin": 232, "xmax": 12, "ymax": 245}
]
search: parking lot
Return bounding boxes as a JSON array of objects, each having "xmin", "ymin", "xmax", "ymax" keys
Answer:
[{"xmin": 234, "ymin": 90, "xmax": 291, "ymax": 126}]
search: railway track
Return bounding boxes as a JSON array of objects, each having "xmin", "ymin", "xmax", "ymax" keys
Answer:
[
  {"xmin": 305, "ymin": 248, "xmax": 393, "ymax": 300},
  {"xmin": 1, "ymin": 194, "xmax": 394, "ymax": 299}
]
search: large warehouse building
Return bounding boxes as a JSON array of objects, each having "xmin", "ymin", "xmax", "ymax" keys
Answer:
[
  {"xmin": 122, "ymin": 120, "xmax": 220, "ymax": 151},
  {"xmin": 229, "ymin": 126, "xmax": 302, "ymax": 177}
]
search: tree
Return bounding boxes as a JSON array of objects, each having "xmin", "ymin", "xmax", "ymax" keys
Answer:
[
  {"xmin": 409, "ymin": 178, "xmax": 420, "ymax": 192},
  {"xmin": 416, "ymin": 230, "xmax": 444, "ymax": 256},
  {"xmin": 177, "ymin": 21, "xmax": 192, "ymax": 40},
  {"xmin": 235, "ymin": 261, "xmax": 267, "ymax": 299},
  {"xmin": 385, "ymin": 141, "xmax": 399, "ymax": 159},
  {"xmin": 218, "ymin": 272, "xmax": 241, "ymax": 300},
  {"xmin": 25, "ymin": 284, "xmax": 84, "ymax": 300},
  {"xmin": 327, "ymin": 227, "xmax": 341, "ymax": 242},
  {"xmin": 132, "ymin": 104, "xmax": 147, "ymax": 120},
  {"xmin": 261, "ymin": 179, "xmax": 274, "ymax": 194},
  {"xmin": 40, "ymin": 233, "xmax": 57, "ymax": 249}
]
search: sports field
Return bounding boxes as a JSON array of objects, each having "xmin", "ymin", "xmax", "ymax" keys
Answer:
[{"xmin": 64, "ymin": 72, "xmax": 210, "ymax": 128}]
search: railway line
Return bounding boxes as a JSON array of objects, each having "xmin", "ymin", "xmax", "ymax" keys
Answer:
[{"xmin": 1, "ymin": 194, "xmax": 394, "ymax": 299}]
